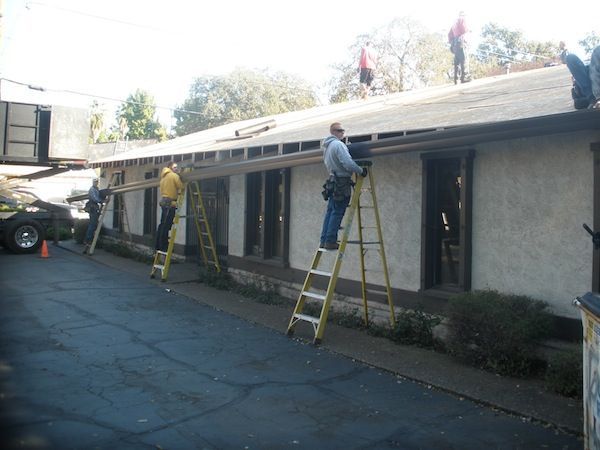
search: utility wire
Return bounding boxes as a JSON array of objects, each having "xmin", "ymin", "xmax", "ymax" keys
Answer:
[
  {"xmin": 26, "ymin": 0, "xmax": 181, "ymax": 35},
  {"xmin": 0, "ymin": 77, "xmax": 204, "ymax": 116}
]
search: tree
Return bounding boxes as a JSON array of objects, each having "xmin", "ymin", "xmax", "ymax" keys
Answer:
[
  {"xmin": 475, "ymin": 23, "xmax": 556, "ymax": 67},
  {"xmin": 89, "ymin": 100, "xmax": 104, "ymax": 144},
  {"xmin": 328, "ymin": 17, "xmax": 450, "ymax": 103},
  {"xmin": 173, "ymin": 69, "xmax": 317, "ymax": 136},
  {"xmin": 580, "ymin": 31, "xmax": 600, "ymax": 56},
  {"xmin": 116, "ymin": 89, "xmax": 167, "ymax": 141}
]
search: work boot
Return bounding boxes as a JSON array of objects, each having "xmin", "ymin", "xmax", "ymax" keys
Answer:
[{"xmin": 324, "ymin": 242, "xmax": 339, "ymax": 250}]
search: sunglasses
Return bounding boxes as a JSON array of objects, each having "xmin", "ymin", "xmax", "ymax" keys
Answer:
[{"xmin": 333, "ymin": 128, "xmax": 345, "ymax": 133}]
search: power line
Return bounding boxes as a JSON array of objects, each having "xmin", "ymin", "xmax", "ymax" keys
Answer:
[
  {"xmin": 0, "ymin": 77, "xmax": 204, "ymax": 116},
  {"xmin": 26, "ymin": 0, "xmax": 180, "ymax": 35}
]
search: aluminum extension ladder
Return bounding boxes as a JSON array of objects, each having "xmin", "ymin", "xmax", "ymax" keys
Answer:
[
  {"xmin": 286, "ymin": 161, "xmax": 396, "ymax": 344},
  {"xmin": 85, "ymin": 171, "xmax": 131, "ymax": 256},
  {"xmin": 150, "ymin": 181, "xmax": 221, "ymax": 281}
]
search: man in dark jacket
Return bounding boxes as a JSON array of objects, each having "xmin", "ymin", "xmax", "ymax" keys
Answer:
[{"xmin": 84, "ymin": 178, "xmax": 104, "ymax": 246}]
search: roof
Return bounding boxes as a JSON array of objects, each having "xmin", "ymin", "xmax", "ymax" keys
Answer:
[{"xmin": 91, "ymin": 66, "xmax": 590, "ymax": 167}]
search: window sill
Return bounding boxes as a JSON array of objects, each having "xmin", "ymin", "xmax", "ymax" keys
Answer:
[
  {"xmin": 420, "ymin": 286, "xmax": 465, "ymax": 299},
  {"xmin": 243, "ymin": 255, "xmax": 289, "ymax": 269}
]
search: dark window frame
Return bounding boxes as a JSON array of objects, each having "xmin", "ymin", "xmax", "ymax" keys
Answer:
[
  {"xmin": 143, "ymin": 169, "xmax": 159, "ymax": 235},
  {"xmin": 420, "ymin": 149, "xmax": 473, "ymax": 293},
  {"xmin": 245, "ymin": 168, "xmax": 290, "ymax": 266},
  {"xmin": 112, "ymin": 171, "xmax": 125, "ymax": 230}
]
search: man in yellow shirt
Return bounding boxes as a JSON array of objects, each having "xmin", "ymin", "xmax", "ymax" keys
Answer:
[{"xmin": 155, "ymin": 161, "xmax": 183, "ymax": 252}]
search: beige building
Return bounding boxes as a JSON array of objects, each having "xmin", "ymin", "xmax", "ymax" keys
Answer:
[{"xmin": 90, "ymin": 65, "xmax": 600, "ymax": 339}]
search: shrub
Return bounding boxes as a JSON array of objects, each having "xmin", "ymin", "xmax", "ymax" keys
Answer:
[
  {"xmin": 369, "ymin": 308, "xmax": 442, "ymax": 348},
  {"xmin": 446, "ymin": 290, "xmax": 552, "ymax": 377},
  {"xmin": 73, "ymin": 220, "xmax": 92, "ymax": 244},
  {"xmin": 101, "ymin": 241, "xmax": 153, "ymax": 263},
  {"xmin": 198, "ymin": 267, "xmax": 232, "ymax": 290},
  {"xmin": 545, "ymin": 348, "xmax": 583, "ymax": 398},
  {"xmin": 45, "ymin": 226, "xmax": 73, "ymax": 241}
]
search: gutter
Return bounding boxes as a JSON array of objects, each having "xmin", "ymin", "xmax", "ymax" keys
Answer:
[{"xmin": 67, "ymin": 110, "xmax": 600, "ymax": 203}]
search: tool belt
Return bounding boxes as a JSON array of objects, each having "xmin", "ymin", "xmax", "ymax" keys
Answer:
[
  {"xmin": 321, "ymin": 175, "xmax": 354, "ymax": 202},
  {"xmin": 159, "ymin": 196, "xmax": 176, "ymax": 208}
]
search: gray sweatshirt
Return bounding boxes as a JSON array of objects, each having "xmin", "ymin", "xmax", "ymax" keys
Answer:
[{"xmin": 322, "ymin": 135, "xmax": 363, "ymax": 177}]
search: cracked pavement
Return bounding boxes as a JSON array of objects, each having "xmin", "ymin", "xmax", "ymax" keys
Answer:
[{"xmin": 0, "ymin": 245, "xmax": 582, "ymax": 449}]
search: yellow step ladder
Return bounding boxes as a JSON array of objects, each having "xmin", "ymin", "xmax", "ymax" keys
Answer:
[
  {"xmin": 150, "ymin": 187, "xmax": 185, "ymax": 281},
  {"xmin": 286, "ymin": 161, "xmax": 396, "ymax": 344},
  {"xmin": 187, "ymin": 181, "xmax": 221, "ymax": 273}
]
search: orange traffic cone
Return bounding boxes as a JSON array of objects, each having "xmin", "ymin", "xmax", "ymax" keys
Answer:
[{"xmin": 40, "ymin": 240, "xmax": 49, "ymax": 258}]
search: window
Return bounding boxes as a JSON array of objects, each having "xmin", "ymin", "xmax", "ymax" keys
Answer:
[
  {"xmin": 421, "ymin": 151, "xmax": 473, "ymax": 292},
  {"xmin": 245, "ymin": 169, "xmax": 290, "ymax": 263},
  {"xmin": 143, "ymin": 170, "xmax": 159, "ymax": 235},
  {"xmin": 112, "ymin": 171, "xmax": 125, "ymax": 230}
]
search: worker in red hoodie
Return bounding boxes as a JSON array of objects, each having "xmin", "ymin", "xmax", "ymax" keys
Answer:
[
  {"xmin": 155, "ymin": 161, "xmax": 183, "ymax": 252},
  {"xmin": 448, "ymin": 11, "xmax": 472, "ymax": 84}
]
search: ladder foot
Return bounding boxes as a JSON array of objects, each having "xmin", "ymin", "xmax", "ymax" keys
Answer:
[
  {"xmin": 313, "ymin": 338, "xmax": 322, "ymax": 346},
  {"xmin": 286, "ymin": 329, "xmax": 295, "ymax": 337}
]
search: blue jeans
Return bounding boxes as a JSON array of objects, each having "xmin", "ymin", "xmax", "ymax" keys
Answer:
[
  {"xmin": 320, "ymin": 196, "xmax": 350, "ymax": 245},
  {"xmin": 566, "ymin": 53, "xmax": 595, "ymax": 103},
  {"xmin": 85, "ymin": 208, "xmax": 100, "ymax": 243},
  {"xmin": 156, "ymin": 205, "xmax": 176, "ymax": 251}
]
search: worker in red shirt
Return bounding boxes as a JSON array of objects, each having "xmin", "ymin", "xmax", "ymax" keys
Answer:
[{"xmin": 358, "ymin": 41, "xmax": 377, "ymax": 99}]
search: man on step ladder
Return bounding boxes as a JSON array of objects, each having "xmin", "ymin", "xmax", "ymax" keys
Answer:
[
  {"xmin": 320, "ymin": 122, "xmax": 367, "ymax": 250},
  {"xmin": 287, "ymin": 123, "xmax": 396, "ymax": 345},
  {"xmin": 155, "ymin": 161, "xmax": 183, "ymax": 254}
]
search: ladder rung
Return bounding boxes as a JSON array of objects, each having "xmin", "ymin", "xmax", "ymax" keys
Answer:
[
  {"xmin": 310, "ymin": 269, "xmax": 332, "ymax": 277},
  {"xmin": 156, "ymin": 251, "xmax": 168, "ymax": 256},
  {"xmin": 302, "ymin": 291, "xmax": 326, "ymax": 301},
  {"xmin": 360, "ymin": 206, "xmax": 375, "ymax": 209},
  {"xmin": 293, "ymin": 313, "xmax": 320, "ymax": 325},
  {"xmin": 153, "ymin": 264, "xmax": 165, "ymax": 270}
]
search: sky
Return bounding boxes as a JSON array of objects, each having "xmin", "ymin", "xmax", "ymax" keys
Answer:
[{"xmin": 1, "ymin": 0, "xmax": 598, "ymax": 128}]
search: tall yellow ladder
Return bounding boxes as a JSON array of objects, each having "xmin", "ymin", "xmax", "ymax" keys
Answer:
[
  {"xmin": 287, "ymin": 161, "xmax": 396, "ymax": 344},
  {"xmin": 150, "ymin": 187, "xmax": 185, "ymax": 282},
  {"xmin": 85, "ymin": 172, "xmax": 130, "ymax": 256},
  {"xmin": 150, "ymin": 181, "xmax": 221, "ymax": 281},
  {"xmin": 187, "ymin": 181, "xmax": 221, "ymax": 273}
]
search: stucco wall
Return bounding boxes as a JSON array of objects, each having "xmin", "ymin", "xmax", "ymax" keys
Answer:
[
  {"xmin": 102, "ymin": 166, "xmax": 188, "ymax": 248},
  {"xmin": 228, "ymin": 174, "xmax": 246, "ymax": 257},
  {"xmin": 472, "ymin": 133, "xmax": 596, "ymax": 319},
  {"xmin": 289, "ymin": 153, "xmax": 422, "ymax": 291}
]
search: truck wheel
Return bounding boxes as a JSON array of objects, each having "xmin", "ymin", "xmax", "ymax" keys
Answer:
[{"xmin": 5, "ymin": 220, "xmax": 45, "ymax": 254}]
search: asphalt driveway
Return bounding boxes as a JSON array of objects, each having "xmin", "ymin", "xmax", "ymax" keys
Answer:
[{"xmin": 0, "ymin": 246, "xmax": 582, "ymax": 449}]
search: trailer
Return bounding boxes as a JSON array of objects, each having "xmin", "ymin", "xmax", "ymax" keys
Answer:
[{"xmin": 0, "ymin": 99, "xmax": 90, "ymax": 253}]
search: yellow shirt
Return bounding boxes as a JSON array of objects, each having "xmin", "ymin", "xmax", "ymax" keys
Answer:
[{"xmin": 159, "ymin": 167, "xmax": 183, "ymax": 205}]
